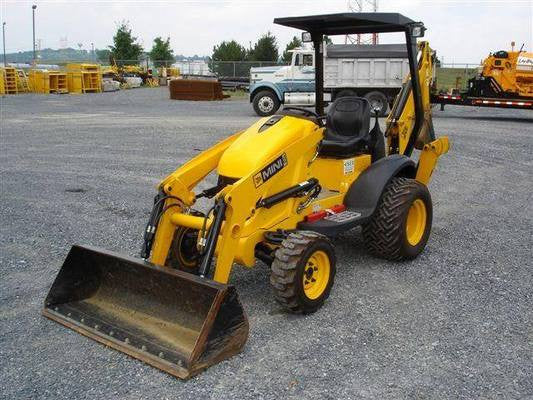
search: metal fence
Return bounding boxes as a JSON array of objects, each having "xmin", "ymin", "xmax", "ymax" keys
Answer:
[
  {"xmin": 436, "ymin": 63, "xmax": 480, "ymax": 91},
  {"xmin": 9, "ymin": 57, "xmax": 482, "ymax": 92}
]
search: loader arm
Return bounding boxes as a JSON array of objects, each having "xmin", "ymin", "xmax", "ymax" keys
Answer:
[
  {"xmin": 149, "ymin": 131, "xmax": 243, "ymax": 266},
  {"xmin": 385, "ymin": 41, "xmax": 449, "ymax": 184}
]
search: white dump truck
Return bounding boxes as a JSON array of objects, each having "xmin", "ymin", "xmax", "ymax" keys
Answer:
[{"xmin": 249, "ymin": 44, "xmax": 409, "ymax": 116}]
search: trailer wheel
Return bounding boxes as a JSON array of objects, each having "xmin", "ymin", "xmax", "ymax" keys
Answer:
[
  {"xmin": 270, "ymin": 231, "xmax": 336, "ymax": 314},
  {"xmin": 364, "ymin": 91, "xmax": 389, "ymax": 117},
  {"xmin": 363, "ymin": 177, "xmax": 432, "ymax": 260},
  {"xmin": 253, "ymin": 90, "xmax": 280, "ymax": 116}
]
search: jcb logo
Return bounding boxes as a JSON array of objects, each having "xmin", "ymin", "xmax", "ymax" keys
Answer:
[{"xmin": 254, "ymin": 153, "xmax": 288, "ymax": 187}]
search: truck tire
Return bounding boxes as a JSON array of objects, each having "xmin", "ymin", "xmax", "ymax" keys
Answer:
[
  {"xmin": 362, "ymin": 177, "xmax": 432, "ymax": 260},
  {"xmin": 252, "ymin": 90, "xmax": 280, "ymax": 116},
  {"xmin": 270, "ymin": 231, "xmax": 336, "ymax": 314},
  {"xmin": 364, "ymin": 91, "xmax": 389, "ymax": 117}
]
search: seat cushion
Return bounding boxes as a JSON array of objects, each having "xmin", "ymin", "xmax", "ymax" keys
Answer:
[{"xmin": 319, "ymin": 96, "xmax": 371, "ymax": 158}]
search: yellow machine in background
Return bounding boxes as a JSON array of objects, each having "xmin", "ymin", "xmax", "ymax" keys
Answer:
[
  {"xmin": 43, "ymin": 13, "xmax": 450, "ymax": 380},
  {"xmin": 469, "ymin": 44, "xmax": 533, "ymax": 99}
]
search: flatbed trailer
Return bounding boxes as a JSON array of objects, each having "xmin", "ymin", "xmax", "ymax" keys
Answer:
[{"xmin": 432, "ymin": 94, "xmax": 533, "ymax": 111}]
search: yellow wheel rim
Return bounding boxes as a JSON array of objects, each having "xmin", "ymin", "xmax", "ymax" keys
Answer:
[
  {"xmin": 406, "ymin": 199, "xmax": 427, "ymax": 246},
  {"xmin": 302, "ymin": 250, "xmax": 331, "ymax": 300}
]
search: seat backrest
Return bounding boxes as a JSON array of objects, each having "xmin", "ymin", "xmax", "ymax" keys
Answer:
[{"xmin": 325, "ymin": 96, "xmax": 371, "ymax": 140}]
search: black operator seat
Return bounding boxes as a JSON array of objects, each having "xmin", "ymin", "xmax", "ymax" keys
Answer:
[{"xmin": 319, "ymin": 96, "xmax": 371, "ymax": 158}]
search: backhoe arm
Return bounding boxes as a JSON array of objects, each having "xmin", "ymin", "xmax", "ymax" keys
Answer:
[{"xmin": 385, "ymin": 41, "xmax": 449, "ymax": 184}]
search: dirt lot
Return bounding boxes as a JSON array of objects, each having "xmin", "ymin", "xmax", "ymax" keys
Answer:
[{"xmin": 1, "ymin": 88, "xmax": 532, "ymax": 399}]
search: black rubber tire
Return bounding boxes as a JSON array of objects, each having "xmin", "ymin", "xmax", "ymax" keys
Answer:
[
  {"xmin": 362, "ymin": 177, "xmax": 432, "ymax": 260},
  {"xmin": 252, "ymin": 90, "xmax": 280, "ymax": 116},
  {"xmin": 364, "ymin": 91, "xmax": 389, "ymax": 117},
  {"xmin": 270, "ymin": 231, "xmax": 336, "ymax": 314},
  {"xmin": 166, "ymin": 226, "xmax": 201, "ymax": 274}
]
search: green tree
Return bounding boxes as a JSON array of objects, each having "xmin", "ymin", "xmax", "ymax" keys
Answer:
[
  {"xmin": 108, "ymin": 22, "xmax": 143, "ymax": 65},
  {"xmin": 282, "ymin": 36, "xmax": 302, "ymax": 63},
  {"xmin": 210, "ymin": 40, "xmax": 248, "ymax": 77},
  {"xmin": 211, "ymin": 40, "xmax": 247, "ymax": 61},
  {"xmin": 96, "ymin": 49, "xmax": 111, "ymax": 63},
  {"xmin": 249, "ymin": 32, "xmax": 279, "ymax": 62},
  {"xmin": 149, "ymin": 37, "xmax": 174, "ymax": 67}
]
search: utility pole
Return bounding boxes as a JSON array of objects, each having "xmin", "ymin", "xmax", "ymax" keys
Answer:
[
  {"xmin": 91, "ymin": 42, "xmax": 95, "ymax": 62},
  {"xmin": 2, "ymin": 22, "xmax": 6, "ymax": 67},
  {"xmin": 32, "ymin": 5, "xmax": 37, "ymax": 64}
]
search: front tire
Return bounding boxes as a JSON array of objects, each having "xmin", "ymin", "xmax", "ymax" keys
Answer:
[
  {"xmin": 270, "ymin": 231, "xmax": 336, "ymax": 314},
  {"xmin": 166, "ymin": 226, "xmax": 201, "ymax": 274},
  {"xmin": 252, "ymin": 90, "xmax": 280, "ymax": 116},
  {"xmin": 363, "ymin": 177, "xmax": 432, "ymax": 260}
]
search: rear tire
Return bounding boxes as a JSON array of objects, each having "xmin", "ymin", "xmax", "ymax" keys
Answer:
[
  {"xmin": 270, "ymin": 231, "xmax": 336, "ymax": 314},
  {"xmin": 364, "ymin": 91, "xmax": 389, "ymax": 117},
  {"xmin": 252, "ymin": 90, "xmax": 280, "ymax": 116},
  {"xmin": 363, "ymin": 177, "xmax": 432, "ymax": 260}
]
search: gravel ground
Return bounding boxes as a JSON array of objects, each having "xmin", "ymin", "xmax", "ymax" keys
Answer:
[{"xmin": 1, "ymin": 88, "xmax": 532, "ymax": 399}]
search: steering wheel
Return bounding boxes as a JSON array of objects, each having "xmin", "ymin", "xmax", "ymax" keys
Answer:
[{"xmin": 282, "ymin": 106, "xmax": 321, "ymax": 120}]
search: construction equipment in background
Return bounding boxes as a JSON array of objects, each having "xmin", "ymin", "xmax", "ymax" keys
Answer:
[
  {"xmin": 43, "ymin": 13, "xmax": 449, "ymax": 379},
  {"xmin": 66, "ymin": 64, "xmax": 102, "ymax": 94},
  {"xmin": 28, "ymin": 70, "xmax": 68, "ymax": 94},
  {"xmin": 158, "ymin": 67, "xmax": 180, "ymax": 86},
  {"xmin": 433, "ymin": 43, "xmax": 533, "ymax": 110},
  {"xmin": 169, "ymin": 78, "xmax": 229, "ymax": 100}
]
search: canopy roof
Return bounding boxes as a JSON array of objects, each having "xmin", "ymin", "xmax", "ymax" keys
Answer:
[{"xmin": 274, "ymin": 13, "xmax": 416, "ymax": 35}]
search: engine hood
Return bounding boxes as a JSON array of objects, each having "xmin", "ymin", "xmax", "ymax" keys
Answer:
[{"xmin": 217, "ymin": 115, "xmax": 318, "ymax": 179}]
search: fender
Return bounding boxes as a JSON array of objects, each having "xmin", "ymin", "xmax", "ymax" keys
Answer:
[
  {"xmin": 344, "ymin": 154, "xmax": 416, "ymax": 216},
  {"xmin": 249, "ymin": 82, "xmax": 284, "ymax": 102}
]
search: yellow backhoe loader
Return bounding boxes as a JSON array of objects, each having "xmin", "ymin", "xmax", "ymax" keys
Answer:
[{"xmin": 43, "ymin": 13, "xmax": 449, "ymax": 379}]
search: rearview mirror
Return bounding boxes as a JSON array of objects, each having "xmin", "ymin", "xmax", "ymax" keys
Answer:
[{"xmin": 301, "ymin": 32, "xmax": 312, "ymax": 43}]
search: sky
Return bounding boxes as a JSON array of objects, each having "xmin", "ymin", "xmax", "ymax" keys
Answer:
[{"xmin": 1, "ymin": 0, "xmax": 532, "ymax": 64}]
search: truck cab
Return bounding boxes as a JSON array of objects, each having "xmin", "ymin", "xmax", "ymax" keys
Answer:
[{"xmin": 250, "ymin": 48, "xmax": 316, "ymax": 116}]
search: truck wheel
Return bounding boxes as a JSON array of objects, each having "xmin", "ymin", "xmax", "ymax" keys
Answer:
[
  {"xmin": 270, "ymin": 231, "xmax": 336, "ymax": 314},
  {"xmin": 362, "ymin": 177, "xmax": 432, "ymax": 260},
  {"xmin": 364, "ymin": 91, "xmax": 389, "ymax": 117},
  {"xmin": 166, "ymin": 226, "xmax": 201, "ymax": 274},
  {"xmin": 252, "ymin": 90, "xmax": 280, "ymax": 116}
]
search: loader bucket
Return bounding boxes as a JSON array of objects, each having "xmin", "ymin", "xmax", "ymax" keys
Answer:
[{"xmin": 42, "ymin": 245, "xmax": 249, "ymax": 379}]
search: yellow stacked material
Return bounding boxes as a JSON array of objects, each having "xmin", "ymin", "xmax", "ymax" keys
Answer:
[
  {"xmin": 50, "ymin": 72, "xmax": 68, "ymax": 93},
  {"xmin": 158, "ymin": 67, "xmax": 180, "ymax": 78},
  {"xmin": 167, "ymin": 67, "xmax": 180, "ymax": 77},
  {"xmin": 146, "ymin": 77, "xmax": 159, "ymax": 87},
  {"xmin": 28, "ymin": 70, "xmax": 68, "ymax": 94},
  {"xmin": 66, "ymin": 63, "xmax": 102, "ymax": 93},
  {"xmin": 29, "ymin": 70, "xmax": 48, "ymax": 93},
  {"xmin": 2, "ymin": 67, "xmax": 18, "ymax": 94},
  {"xmin": 16, "ymin": 70, "xmax": 30, "ymax": 93},
  {"xmin": 0, "ymin": 69, "xmax": 5, "ymax": 95}
]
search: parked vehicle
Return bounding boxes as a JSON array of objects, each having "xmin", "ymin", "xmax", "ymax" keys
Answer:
[
  {"xmin": 433, "ymin": 44, "xmax": 533, "ymax": 110},
  {"xmin": 249, "ymin": 44, "xmax": 410, "ymax": 116}
]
